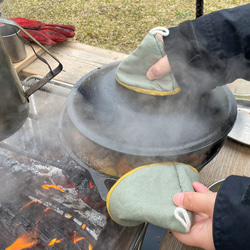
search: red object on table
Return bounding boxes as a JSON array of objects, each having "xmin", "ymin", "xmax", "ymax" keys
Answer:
[
  {"xmin": 40, "ymin": 30, "xmax": 67, "ymax": 42},
  {"xmin": 40, "ymin": 25, "xmax": 75, "ymax": 38},
  {"xmin": 9, "ymin": 17, "xmax": 75, "ymax": 45},
  {"xmin": 41, "ymin": 23, "xmax": 75, "ymax": 31},
  {"xmin": 21, "ymin": 29, "xmax": 56, "ymax": 46},
  {"xmin": 10, "ymin": 17, "xmax": 42, "ymax": 29}
]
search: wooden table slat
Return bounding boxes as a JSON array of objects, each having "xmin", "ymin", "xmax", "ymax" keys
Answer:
[{"xmin": 21, "ymin": 41, "xmax": 127, "ymax": 85}]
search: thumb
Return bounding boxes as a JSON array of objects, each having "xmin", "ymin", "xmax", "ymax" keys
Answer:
[
  {"xmin": 146, "ymin": 55, "xmax": 171, "ymax": 80},
  {"xmin": 173, "ymin": 191, "xmax": 216, "ymax": 217}
]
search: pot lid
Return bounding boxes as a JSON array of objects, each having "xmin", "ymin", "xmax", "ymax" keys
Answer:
[{"xmin": 66, "ymin": 62, "xmax": 237, "ymax": 157}]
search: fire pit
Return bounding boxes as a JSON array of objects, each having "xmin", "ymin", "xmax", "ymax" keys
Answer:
[{"xmin": 0, "ymin": 76, "xmax": 145, "ymax": 250}]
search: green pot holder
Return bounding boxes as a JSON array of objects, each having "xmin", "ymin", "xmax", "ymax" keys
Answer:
[
  {"xmin": 116, "ymin": 27, "xmax": 181, "ymax": 96},
  {"xmin": 106, "ymin": 162, "xmax": 199, "ymax": 233}
]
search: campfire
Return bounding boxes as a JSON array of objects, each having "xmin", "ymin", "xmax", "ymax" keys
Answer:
[
  {"xmin": 0, "ymin": 77, "xmax": 144, "ymax": 250},
  {"xmin": 0, "ymin": 150, "xmax": 105, "ymax": 249}
]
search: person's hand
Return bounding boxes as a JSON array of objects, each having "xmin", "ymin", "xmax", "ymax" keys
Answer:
[
  {"xmin": 172, "ymin": 182, "xmax": 217, "ymax": 250},
  {"xmin": 146, "ymin": 34, "xmax": 172, "ymax": 80}
]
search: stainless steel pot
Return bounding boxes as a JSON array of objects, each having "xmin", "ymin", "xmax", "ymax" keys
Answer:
[{"xmin": 0, "ymin": 18, "xmax": 62, "ymax": 141}]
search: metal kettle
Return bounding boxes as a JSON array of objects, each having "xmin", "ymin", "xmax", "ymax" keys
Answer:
[{"xmin": 0, "ymin": 18, "xmax": 62, "ymax": 141}]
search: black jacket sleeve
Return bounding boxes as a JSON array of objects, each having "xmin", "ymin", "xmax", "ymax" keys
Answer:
[
  {"xmin": 213, "ymin": 175, "xmax": 250, "ymax": 250},
  {"xmin": 164, "ymin": 4, "xmax": 250, "ymax": 93}
]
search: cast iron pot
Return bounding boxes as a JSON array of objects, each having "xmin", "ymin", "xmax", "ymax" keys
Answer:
[{"xmin": 60, "ymin": 62, "xmax": 237, "ymax": 200}]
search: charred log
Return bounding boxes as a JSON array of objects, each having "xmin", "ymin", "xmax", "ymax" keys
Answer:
[{"xmin": 0, "ymin": 151, "xmax": 106, "ymax": 249}]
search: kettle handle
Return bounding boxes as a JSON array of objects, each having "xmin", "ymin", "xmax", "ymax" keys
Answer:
[{"xmin": 0, "ymin": 18, "xmax": 63, "ymax": 99}]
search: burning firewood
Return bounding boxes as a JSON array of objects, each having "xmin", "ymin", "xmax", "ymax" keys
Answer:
[{"xmin": 0, "ymin": 151, "xmax": 106, "ymax": 249}]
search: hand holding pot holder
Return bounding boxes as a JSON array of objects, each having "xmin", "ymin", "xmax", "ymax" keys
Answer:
[
  {"xmin": 116, "ymin": 27, "xmax": 181, "ymax": 96},
  {"xmin": 106, "ymin": 162, "xmax": 199, "ymax": 233}
]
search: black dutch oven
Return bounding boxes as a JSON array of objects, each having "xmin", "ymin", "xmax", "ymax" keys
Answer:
[{"xmin": 59, "ymin": 62, "xmax": 237, "ymax": 201}]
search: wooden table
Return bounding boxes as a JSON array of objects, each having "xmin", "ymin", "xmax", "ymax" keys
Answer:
[
  {"xmin": 17, "ymin": 41, "xmax": 250, "ymax": 250},
  {"xmin": 18, "ymin": 41, "xmax": 128, "ymax": 84}
]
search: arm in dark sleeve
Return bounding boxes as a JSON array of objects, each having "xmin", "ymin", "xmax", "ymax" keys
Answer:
[
  {"xmin": 213, "ymin": 175, "xmax": 250, "ymax": 250},
  {"xmin": 164, "ymin": 4, "xmax": 250, "ymax": 93}
]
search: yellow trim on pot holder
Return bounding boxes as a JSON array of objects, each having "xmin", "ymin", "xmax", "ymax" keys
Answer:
[
  {"xmin": 116, "ymin": 77, "xmax": 181, "ymax": 96},
  {"xmin": 106, "ymin": 162, "xmax": 198, "ymax": 219}
]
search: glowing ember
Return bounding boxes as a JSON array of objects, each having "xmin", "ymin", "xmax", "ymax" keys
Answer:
[
  {"xmin": 48, "ymin": 238, "xmax": 64, "ymax": 246},
  {"xmin": 89, "ymin": 181, "xmax": 94, "ymax": 189},
  {"xmin": 89, "ymin": 244, "xmax": 93, "ymax": 250},
  {"xmin": 65, "ymin": 214, "xmax": 72, "ymax": 219},
  {"xmin": 35, "ymin": 207, "xmax": 52, "ymax": 226},
  {"xmin": 5, "ymin": 231, "xmax": 37, "ymax": 250},
  {"xmin": 72, "ymin": 231, "xmax": 84, "ymax": 244},
  {"xmin": 82, "ymin": 224, "xmax": 86, "ymax": 230},
  {"xmin": 41, "ymin": 184, "xmax": 65, "ymax": 192},
  {"xmin": 44, "ymin": 207, "xmax": 51, "ymax": 212},
  {"xmin": 20, "ymin": 200, "xmax": 41, "ymax": 211}
]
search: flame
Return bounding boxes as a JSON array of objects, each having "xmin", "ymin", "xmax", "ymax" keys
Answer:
[
  {"xmin": 72, "ymin": 231, "xmax": 84, "ymax": 244},
  {"xmin": 48, "ymin": 238, "xmax": 64, "ymax": 246},
  {"xmin": 35, "ymin": 207, "xmax": 51, "ymax": 225},
  {"xmin": 20, "ymin": 200, "xmax": 41, "ymax": 211},
  {"xmin": 44, "ymin": 207, "xmax": 51, "ymax": 212},
  {"xmin": 89, "ymin": 244, "xmax": 93, "ymax": 250},
  {"xmin": 89, "ymin": 181, "xmax": 94, "ymax": 189},
  {"xmin": 41, "ymin": 184, "xmax": 65, "ymax": 192},
  {"xmin": 81, "ymin": 224, "xmax": 86, "ymax": 230},
  {"xmin": 5, "ymin": 231, "xmax": 37, "ymax": 250}
]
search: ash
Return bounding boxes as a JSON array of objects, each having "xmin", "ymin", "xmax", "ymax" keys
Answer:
[{"xmin": 0, "ymin": 151, "xmax": 106, "ymax": 249}]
